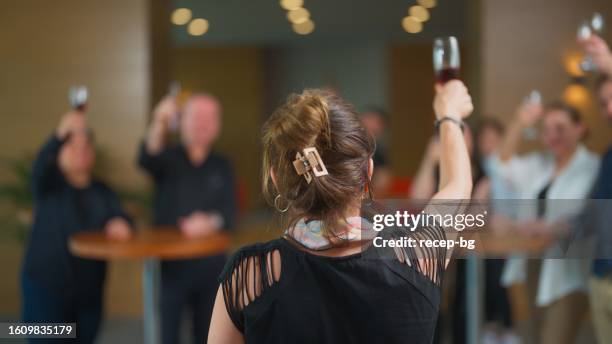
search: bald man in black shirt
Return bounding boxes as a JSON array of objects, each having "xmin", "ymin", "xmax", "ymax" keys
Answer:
[{"xmin": 139, "ymin": 93, "xmax": 237, "ymax": 344}]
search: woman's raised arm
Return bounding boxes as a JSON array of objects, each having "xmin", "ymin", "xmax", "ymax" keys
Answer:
[{"xmin": 431, "ymin": 80, "xmax": 474, "ymax": 201}]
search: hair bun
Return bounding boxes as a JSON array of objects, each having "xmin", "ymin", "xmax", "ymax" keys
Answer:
[{"xmin": 289, "ymin": 90, "xmax": 333, "ymax": 149}]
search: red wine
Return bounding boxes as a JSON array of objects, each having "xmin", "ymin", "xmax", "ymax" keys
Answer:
[{"xmin": 436, "ymin": 67, "xmax": 460, "ymax": 84}]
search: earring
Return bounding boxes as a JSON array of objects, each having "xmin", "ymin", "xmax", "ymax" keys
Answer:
[
  {"xmin": 363, "ymin": 181, "xmax": 373, "ymax": 205},
  {"xmin": 274, "ymin": 194, "xmax": 290, "ymax": 213}
]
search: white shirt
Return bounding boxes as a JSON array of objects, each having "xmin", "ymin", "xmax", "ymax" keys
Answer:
[{"xmin": 490, "ymin": 145, "xmax": 600, "ymax": 306}]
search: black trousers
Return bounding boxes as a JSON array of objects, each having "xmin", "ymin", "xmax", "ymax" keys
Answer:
[
  {"xmin": 160, "ymin": 254, "xmax": 227, "ymax": 344},
  {"xmin": 21, "ymin": 272, "xmax": 102, "ymax": 344}
]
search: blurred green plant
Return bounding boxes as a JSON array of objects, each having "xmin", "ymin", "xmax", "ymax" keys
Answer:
[{"xmin": 0, "ymin": 154, "xmax": 35, "ymax": 242}]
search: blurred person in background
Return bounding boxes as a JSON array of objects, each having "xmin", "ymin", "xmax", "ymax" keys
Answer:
[
  {"xmin": 476, "ymin": 119, "xmax": 504, "ymax": 159},
  {"xmin": 474, "ymin": 119, "xmax": 519, "ymax": 344},
  {"xmin": 573, "ymin": 33, "xmax": 612, "ymax": 343},
  {"xmin": 475, "ymin": 118, "xmax": 509, "ymax": 200},
  {"xmin": 139, "ymin": 93, "xmax": 237, "ymax": 344},
  {"xmin": 410, "ymin": 125, "xmax": 487, "ymax": 344},
  {"xmin": 208, "ymin": 80, "xmax": 474, "ymax": 344},
  {"xmin": 411, "ymin": 125, "xmax": 484, "ymax": 200},
  {"xmin": 410, "ymin": 136, "xmax": 442, "ymax": 200},
  {"xmin": 21, "ymin": 111, "xmax": 132, "ymax": 344},
  {"xmin": 492, "ymin": 100, "xmax": 600, "ymax": 344},
  {"xmin": 361, "ymin": 107, "xmax": 389, "ymax": 167},
  {"xmin": 360, "ymin": 107, "xmax": 392, "ymax": 196},
  {"xmin": 476, "ymin": 117, "xmax": 521, "ymax": 219}
]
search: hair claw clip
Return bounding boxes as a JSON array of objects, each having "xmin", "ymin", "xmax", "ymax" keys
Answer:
[{"xmin": 292, "ymin": 147, "xmax": 329, "ymax": 184}]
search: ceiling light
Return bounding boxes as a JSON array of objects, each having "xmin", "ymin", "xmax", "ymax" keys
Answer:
[
  {"xmin": 280, "ymin": 0, "xmax": 304, "ymax": 11},
  {"xmin": 171, "ymin": 8, "xmax": 192, "ymax": 25},
  {"xmin": 188, "ymin": 18, "xmax": 209, "ymax": 36},
  {"xmin": 287, "ymin": 7, "xmax": 310, "ymax": 24},
  {"xmin": 292, "ymin": 20, "xmax": 315, "ymax": 35},
  {"xmin": 409, "ymin": 5, "xmax": 430, "ymax": 22},
  {"xmin": 402, "ymin": 16, "xmax": 423, "ymax": 33}
]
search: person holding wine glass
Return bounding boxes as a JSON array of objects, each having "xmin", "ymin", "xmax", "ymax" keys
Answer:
[
  {"xmin": 430, "ymin": 37, "xmax": 494, "ymax": 344},
  {"xmin": 573, "ymin": 33, "xmax": 612, "ymax": 343},
  {"xmin": 21, "ymin": 110, "xmax": 132, "ymax": 344},
  {"xmin": 208, "ymin": 79, "xmax": 473, "ymax": 344},
  {"xmin": 577, "ymin": 12, "xmax": 606, "ymax": 73},
  {"xmin": 580, "ymin": 32, "xmax": 612, "ymax": 77},
  {"xmin": 138, "ymin": 92, "xmax": 237, "ymax": 344},
  {"xmin": 412, "ymin": 36, "xmax": 477, "ymax": 202},
  {"xmin": 491, "ymin": 99, "xmax": 600, "ymax": 344}
]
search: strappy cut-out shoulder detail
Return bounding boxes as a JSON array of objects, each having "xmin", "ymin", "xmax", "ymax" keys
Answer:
[
  {"xmin": 218, "ymin": 243, "xmax": 282, "ymax": 332},
  {"xmin": 384, "ymin": 224, "xmax": 447, "ymax": 286}
]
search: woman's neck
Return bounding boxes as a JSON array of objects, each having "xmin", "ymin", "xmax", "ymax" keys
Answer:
[
  {"xmin": 555, "ymin": 145, "xmax": 578, "ymax": 173},
  {"xmin": 66, "ymin": 172, "xmax": 91, "ymax": 189},
  {"xmin": 324, "ymin": 205, "xmax": 362, "ymax": 236},
  {"xmin": 344, "ymin": 205, "xmax": 362, "ymax": 219}
]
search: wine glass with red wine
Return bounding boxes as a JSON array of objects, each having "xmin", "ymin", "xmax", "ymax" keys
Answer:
[{"xmin": 433, "ymin": 36, "xmax": 460, "ymax": 84}]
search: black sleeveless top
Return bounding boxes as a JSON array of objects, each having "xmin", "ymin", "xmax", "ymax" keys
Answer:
[{"xmin": 218, "ymin": 225, "xmax": 447, "ymax": 344}]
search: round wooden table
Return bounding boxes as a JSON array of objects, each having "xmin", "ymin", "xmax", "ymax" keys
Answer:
[{"xmin": 69, "ymin": 227, "xmax": 230, "ymax": 344}]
